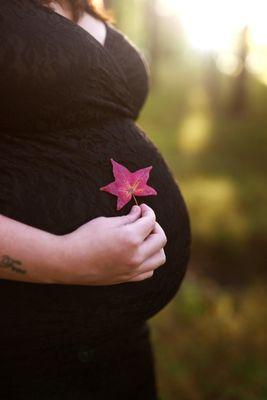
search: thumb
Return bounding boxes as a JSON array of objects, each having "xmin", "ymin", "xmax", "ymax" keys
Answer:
[{"xmin": 107, "ymin": 205, "xmax": 141, "ymax": 227}]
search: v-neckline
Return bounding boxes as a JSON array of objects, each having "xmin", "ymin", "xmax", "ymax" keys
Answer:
[
  {"xmin": 36, "ymin": 2, "xmax": 110, "ymax": 50},
  {"xmin": 32, "ymin": 0, "xmax": 133, "ymax": 103}
]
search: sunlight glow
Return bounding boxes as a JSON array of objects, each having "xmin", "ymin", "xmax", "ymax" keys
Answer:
[
  {"xmin": 245, "ymin": 46, "xmax": 267, "ymax": 85},
  {"xmin": 216, "ymin": 54, "xmax": 242, "ymax": 76},
  {"xmin": 156, "ymin": 0, "xmax": 267, "ymax": 52},
  {"xmin": 183, "ymin": 177, "xmax": 249, "ymax": 239},
  {"xmin": 177, "ymin": 112, "xmax": 211, "ymax": 154}
]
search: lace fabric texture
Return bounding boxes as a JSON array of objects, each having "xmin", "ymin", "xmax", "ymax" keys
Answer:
[{"xmin": 0, "ymin": 0, "xmax": 191, "ymax": 397}]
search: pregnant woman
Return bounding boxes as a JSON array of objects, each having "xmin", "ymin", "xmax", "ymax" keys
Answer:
[{"xmin": 0, "ymin": 0, "xmax": 191, "ymax": 399}]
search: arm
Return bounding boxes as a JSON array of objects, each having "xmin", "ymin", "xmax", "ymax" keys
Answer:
[
  {"xmin": 0, "ymin": 214, "xmax": 64, "ymax": 284},
  {"xmin": 0, "ymin": 204, "xmax": 167, "ymax": 286}
]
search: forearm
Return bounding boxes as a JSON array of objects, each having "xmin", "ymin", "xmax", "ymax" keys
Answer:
[{"xmin": 0, "ymin": 214, "xmax": 65, "ymax": 284}]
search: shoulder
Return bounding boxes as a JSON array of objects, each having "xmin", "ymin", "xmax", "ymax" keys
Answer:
[
  {"xmin": 106, "ymin": 23, "xmax": 145, "ymax": 56},
  {"xmin": 105, "ymin": 23, "xmax": 150, "ymax": 79},
  {"xmin": 105, "ymin": 23, "xmax": 151, "ymax": 114}
]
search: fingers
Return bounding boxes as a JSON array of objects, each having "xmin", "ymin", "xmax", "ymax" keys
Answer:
[
  {"xmin": 106, "ymin": 205, "xmax": 142, "ymax": 227},
  {"xmin": 127, "ymin": 249, "xmax": 166, "ymax": 282},
  {"xmin": 128, "ymin": 203, "xmax": 156, "ymax": 240},
  {"xmin": 138, "ymin": 221, "xmax": 167, "ymax": 260},
  {"xmin": 138, "ymin": 248, "xmax": 166, "ymax": 274},
  {"xmin": 103, "ymin": 204, "xmax": 155, "ymax": 237},
  {"xmin": 127, "ymin": 270, "xmax": 154, "ymax": 282}
]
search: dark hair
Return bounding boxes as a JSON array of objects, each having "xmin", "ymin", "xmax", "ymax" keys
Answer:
[{"xmin": 40, "ymin": 0, "xmax": 112, "ymax": 23}]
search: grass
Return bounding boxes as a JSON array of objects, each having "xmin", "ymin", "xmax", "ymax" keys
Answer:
[
  {"xmin": 138, "ymin": 67, "xmax": 267, "ymax": 283},
  {"xmin": 114, "ymin": 12, "xmax": 267, "ymax": 398},
  {"xmin": 149, "ymin": 275, "xmax": 267, "ymax": 400}
]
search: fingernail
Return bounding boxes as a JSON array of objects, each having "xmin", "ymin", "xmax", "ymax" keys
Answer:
[{"xmin": 130, "ymin": 205, "xmax": 139, "ymax": 213}]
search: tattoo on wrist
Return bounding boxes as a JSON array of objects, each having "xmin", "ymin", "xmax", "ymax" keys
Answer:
[{"xmin": 0, "ymin": 255, "xmax": 26, "ymax": 274}]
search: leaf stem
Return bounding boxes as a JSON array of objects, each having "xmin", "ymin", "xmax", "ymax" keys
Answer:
[{"xmin": 132, "ymin": 194, "xmax": 139, "ymax": 206}]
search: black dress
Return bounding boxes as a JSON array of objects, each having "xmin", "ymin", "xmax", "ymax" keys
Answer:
[{"xmin": 0, "ymin": 1, "xmax": 191, "ymax": 399}]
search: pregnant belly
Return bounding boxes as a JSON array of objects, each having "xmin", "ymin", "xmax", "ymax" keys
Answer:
[{"xmin": 0, "ymin": 118, "xmax": 191, "ymax": 344}]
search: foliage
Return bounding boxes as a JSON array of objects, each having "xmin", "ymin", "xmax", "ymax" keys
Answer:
[
  {"xmin": 138, "ymin": 66, "xmax": 267, "ymax": 283},
  {"xmin": 112, "ymin": 2, "xmax": 267, "ymax": 283},
  {"xmin": 110, "ymin": 3, "xmax": 267, "ymax": 398},
  {"xmin": 149, "ymin": 276, "xmax": 267, "ymax": 400}
]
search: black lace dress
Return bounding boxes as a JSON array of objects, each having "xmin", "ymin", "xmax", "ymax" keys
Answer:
[{"xmin": 0, "ymin": 1, "xmax": 191, "ymax": 399}]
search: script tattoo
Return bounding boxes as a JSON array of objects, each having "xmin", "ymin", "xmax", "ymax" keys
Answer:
[{"xmin": 0, "ymin": 255, "xmax": 26, "ymax": 274}]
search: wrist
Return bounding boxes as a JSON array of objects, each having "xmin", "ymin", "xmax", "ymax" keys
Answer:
[
  {"xmin": 49, "ymin": 232, "xmax": 87, "ymax": 285},
  {"xmin": 43, "ymin": 233, "xmax": 71, "ymax": 284}
]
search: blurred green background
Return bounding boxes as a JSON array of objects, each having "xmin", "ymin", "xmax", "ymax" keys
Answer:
[{"xmin": 104, "ymin": 1, "xmax": 267, "ymax": 398}]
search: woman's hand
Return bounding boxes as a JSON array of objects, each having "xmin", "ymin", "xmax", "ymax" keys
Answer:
[{"xmin": 58, "ymin": 203, "xmax": 167, "ymax": 286}]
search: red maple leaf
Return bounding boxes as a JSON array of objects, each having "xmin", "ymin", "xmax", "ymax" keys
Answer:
[{"xmin": 100, "ymin": 158, "xmax": 157, "ymax": 210}]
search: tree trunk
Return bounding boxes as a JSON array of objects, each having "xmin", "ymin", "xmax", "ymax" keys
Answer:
[
  {"xmin": 144, "ymin": 0, "xmax": 160, "ymax": 86},
  {"xmin": 203, "ymin": 53, "xmax": 221, "ymax": 116},
  {"xmin": 229, "ymin": 26, "xmax": 249, "ymax": 117}
]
